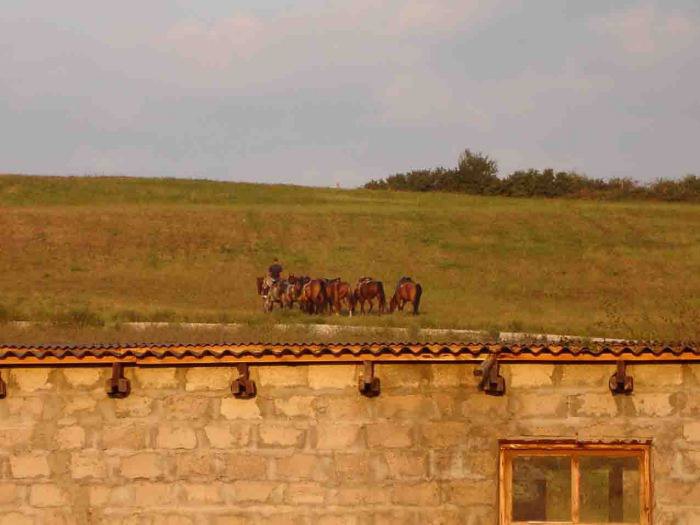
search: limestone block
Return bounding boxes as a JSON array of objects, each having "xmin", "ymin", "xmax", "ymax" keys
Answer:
[
  {"xmin": 64, "ymin": 396, "xmax": 97, "ymax": 414},
  {"xmin": 430, "ymin": 364, "xmax": 473, "ymax": 387},
  {"xmin": 510, "ymin": 393, "xmax": 567, "ymax": 417},
  {"xmin": 0, "ymin": 513, "xmax": 32, "ymax": 525},
  {"xmin": 257, "ymin": 366, "xmax": 308, "ymax": 387},
  {"xmin": 0, "ymin": 483, "xmax": 18, "ymax": 505},
  {"xmin": 431, "ymin": 449, "xmax": 464, "ymax": 480},
  {"xmin": 333, "ymin": 453, "xmax": 371, "ymax": 482},
  {"xmin": 6, "ymin": 397, "xmax": 44, "ymax": 419},
  {"xmin": 185, "ymin": 367, "xmax": 234, "ymax": 392},
  {"xmin": 114, "ymin": 396, "xmax": 153, "ymax": 418},
  {"xmin": 0, "ymin": 426, "xmax": 33, "ymax": 448},
  {"xmin": 444, "ymin": 479, "xmax": 495, "ymax": 505},
  {"xmin": 63, "ymin": 368, "xmax": 102, "ymax": 388},
  {"xmin": 275, "ymin": 396, "xmax": 315, "ymax": 417},
  {"xmin": 56, "ymin": 426, "xmax": 86, "ymax": 449},
  {"xmin": 510, "ymin": 364, "xmax": 555, "ymax": 388},
  {"xmin": 10, "ymin": 454, "xmax": 50, "ymax": 478},
  {"xmin": 89, "ymin": 485, "xmax": 111, "ymax": 507},
  {"xmin": 162, "ymin": 395, "xmax": 212, "ymax": 419},
  {"xmin": 222, "ymin": 454, "xmax": 267, "ymax": 480},
  {"xmin": 375, "ymin": 395, "xmax": 435, "ymax": 419},
  {"xmin": 220, "ymin": 398, "xmax": 262, "ymax": 420},
  {"xmin": 308, "ymin": 366, "xmax": 356, "ymax": 389},
  {"xmin": 688, "ymin": 364, "xmax": 700, "ymax": 385},
  {"xmin": 285, "ymin": 482, "xmax": 325, "ymax": 504},
  {"xmin": 180, "ymin": 482, "xmax": 223, "ymax": 504},
  {"xmin": 462, "ymin": 394, "xmax": 508, "ymax": 417},
  {"xmin": 175, "ymin": 451, "xmax": 220, "ymax": 478},
  {"xmin": 29, "ymin": 484, "xmax": 67, "ymax": 507},
  {"xmin": 391, "ymin": 482, "xmax": 440, "ymax": 506},
  {"xmin": 259, "ymin": 424, "xmax": 306, "ymax": 447},
  {"xmin": 576, "ymin": 393, "xmax": 618, "ymax": 417},
  {"xmin": 223, "ymin": 481, "xmax": 280, "ymax": 503},
  {"xmin": 131, "ymin": 482, "xmax": 177, "ymax": 506},
  {"xmin": 560, "ymin": 365, "xmax": 611, "ymax": 387},
  {"xmin": 71, "ymin": 451, "xmax": 107, "ymax": 479},
  {"xmin": 376, "ymin": 364, "xmax": 426, "ymax": 389},
  {"xmin": 384, "ymin": 450, "xmax": 428, "ymax": 479},
  {"xmin": 630, "ymin": 365, "xmax": 683, "ymax": 389},
  {"xmin": 634, "ymin": 393, "xmax": 674, "ymax": 417},
  {"xmin": 684, "ymin": 422, "xmax": 700, "ymax": 442},
  {"xmin": 316, "ymin": 423, "xmax": 362, "ymax": 450},
  {"xmin": 419, "ymin": 422, "xmax": 467, "ymax": 448},
  {"xmin": 367, "ymin": 423, "xmax": 413, "ymax": 448},
  {"xmin": 336, "ymin": 487, "xmax": 390, "ymax": 506},
  {"xmin": 275, "ymin": 454, "xmax": 328, "ymax": 481},
  {"xmin": 204, "ymin": 423, "xmax": 251, "ymax": 448},
  {"xmin": 315, "ymin": 398, "xmax": 368, "ymax": 420},
  {"xmin": 136, "ymin": 368, "xmax": 179, "ymax": 389},
  {"xmin": 156, "ymin": 424, "xmax": 197, "ymax": 449},
  {"xmin": 120, "ymin": 453, "xmax": 163, "ymax": 479},
  {"xmin": 11, "ymin": 369, "xmax": 51, "ymax": 392},
  {"xmin": 101, "ymin": 422, "xmax": 148, "ymax": 449}
]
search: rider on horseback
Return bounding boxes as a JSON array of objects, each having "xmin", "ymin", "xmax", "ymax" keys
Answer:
[{"xmin": 262, "ymin": 258, "xmax": 283, "ymax": 297}]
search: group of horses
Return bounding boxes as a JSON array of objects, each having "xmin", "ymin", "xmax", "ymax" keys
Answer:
[{"xmin": 256, "ymin": 275, "xmax": 422, "ymax": 315}]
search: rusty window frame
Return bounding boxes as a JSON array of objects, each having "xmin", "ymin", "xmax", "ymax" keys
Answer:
[{"xmin": 499, "ymin": 440, "xmax": 652, "ymax": 525}]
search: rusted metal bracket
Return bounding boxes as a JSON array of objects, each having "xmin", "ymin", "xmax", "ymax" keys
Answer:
[
  {"xmin": 609, "ymin": 360, "xmax": 633, "ymax": 395},
  {"xmin": 0, "ymin": 371, "xmax": 6, "ymax": 399},
  {"xmin": 106, "ymin": 363, "xmax": 131, "ymax": 398},
  {"xmin": 474, "ymin": 356, "xmax": 506, "ymax": 396},
  {"xmin": 231, "ymin": 364, "xmax": 257, "ymax": 399},
  {"xmin": 359, "ymin": 361, "xmax": 380, "ymax": 397}
]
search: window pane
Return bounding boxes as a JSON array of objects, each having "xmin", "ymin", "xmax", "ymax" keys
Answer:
[
  {"xmin": 580, "ymin": 456, "xmax": 640, "ymax": 523},
  {"xmin": 512, "ymin": 456, "xmax": 571, "ymax": 521}
]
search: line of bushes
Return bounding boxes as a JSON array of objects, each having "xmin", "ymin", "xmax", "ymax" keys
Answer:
[{"xmin": 363, "ymin": 149, "xmax": 700, "ymax": 202}]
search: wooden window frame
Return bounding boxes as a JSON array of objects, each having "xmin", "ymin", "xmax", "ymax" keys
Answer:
[{"xmin": 499, "ymin": 440, "xmax": 652, "ymax": 525}]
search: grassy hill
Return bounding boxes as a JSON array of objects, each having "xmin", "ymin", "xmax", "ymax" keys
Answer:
[{"xmin": 1, "ymin": 174, "xmax": 698, "ymax": 342}]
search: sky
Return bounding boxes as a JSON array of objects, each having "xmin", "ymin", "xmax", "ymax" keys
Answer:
[{"xmin": 1, "ymin": 1, "xmax": 699, "ymax": 187}]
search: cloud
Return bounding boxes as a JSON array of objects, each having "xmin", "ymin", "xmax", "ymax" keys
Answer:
[{"xmin": 590, "ymin": 5, "xmax": 696, "ymax": 56}]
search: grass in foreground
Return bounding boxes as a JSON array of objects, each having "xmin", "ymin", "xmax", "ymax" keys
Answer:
[{"xmin": 1, "ymin": 175, "xmax": 698, "ymax": 342}]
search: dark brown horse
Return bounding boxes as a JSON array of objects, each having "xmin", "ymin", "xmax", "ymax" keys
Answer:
[
  {"xmin": 301, "ymin": 279, "xmax": 327, "ymax": 314},
  {"xmin": 324, "ymin": 278, "xmax": 352, "ymax": 315},
  {"xmin": 389, "ymin": 277, "xmax": 423, "ymax": 315},
  {"xmin": 351, "ymin": 278, "xmax": 386, "ymax": 315}
]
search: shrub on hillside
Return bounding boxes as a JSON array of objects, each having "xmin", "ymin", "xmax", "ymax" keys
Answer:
[{"xmin": 364, "ymin": 150, "xmax": 699, "ymax": 202}]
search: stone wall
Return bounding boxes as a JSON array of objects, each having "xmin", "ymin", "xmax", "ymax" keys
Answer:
[{"xmin": 0, "ymin": 362, "xmax": 698, "ymax": 524}]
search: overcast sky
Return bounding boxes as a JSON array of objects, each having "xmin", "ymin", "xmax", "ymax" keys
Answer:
[{"xmin": 2, "ymin": 1, "xmax": 698, "ymax": 186}]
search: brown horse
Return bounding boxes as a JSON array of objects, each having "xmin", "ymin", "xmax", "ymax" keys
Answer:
[
  {"xmin": 351, "ymin": 278, "xmax": 386, "ymax": 315},
  {"xmin": 256, "ymin": 276, "xmax": 265, "ymax": 296},
  {"xmin": 301, "ymin": 279, "xmax": 327, "ymax": 314},
  {"xmin": 389, "ymin": 277, "xmax": 423, "ymax": 315},
  {"xmin": 325, "ymin": 278, "xmax": 353, "ymax": 315},
  {"xmin": 282, "ymin": 274, "xmax": 305, "ymax": 309}
]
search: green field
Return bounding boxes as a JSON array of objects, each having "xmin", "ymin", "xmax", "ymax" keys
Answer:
[{"xmin": 1, "ymin": 175, "xmax": 698, "ymax": 342}]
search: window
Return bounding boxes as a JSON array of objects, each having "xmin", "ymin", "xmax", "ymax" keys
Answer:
[{"xmin": 499, "ymin": 440, "xmax": 651, "ymax": 525}]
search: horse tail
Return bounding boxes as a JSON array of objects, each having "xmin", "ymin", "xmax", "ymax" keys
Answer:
[{"xmin": 413, "ymin": 283, "xmax": 422, "ymax": 315}]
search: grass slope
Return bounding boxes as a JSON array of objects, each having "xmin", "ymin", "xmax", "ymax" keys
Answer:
[{"xmin": 1, "ymin": 175, "xmax": 699, "ymax": 341}]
